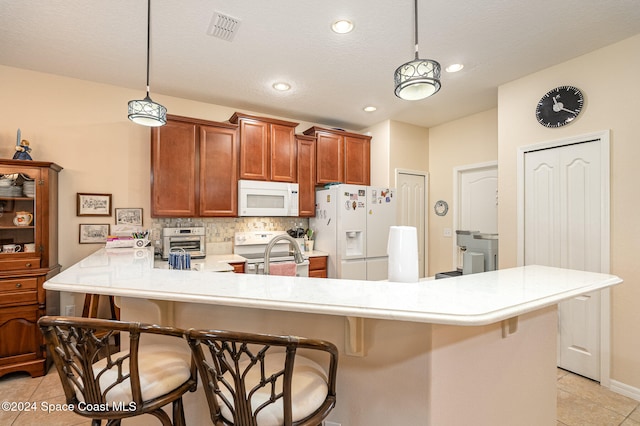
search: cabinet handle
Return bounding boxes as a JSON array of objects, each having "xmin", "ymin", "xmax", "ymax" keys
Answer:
[
  {"xmin": 25, "ymin": 263, "xmax": 32, "ymax": 268},
  {"xmin": 15, "ymin": 283, "xmax": 22, "ymax": 288}
]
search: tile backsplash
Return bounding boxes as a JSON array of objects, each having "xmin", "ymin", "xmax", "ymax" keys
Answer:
[{"xmin": 149, "ymin": 217, "xmax": 309, "ymax": 247}]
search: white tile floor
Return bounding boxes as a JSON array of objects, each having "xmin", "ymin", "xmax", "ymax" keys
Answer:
[{"xmin": 1, "ymin": 365, "xmax": 639, "ymax": 425}]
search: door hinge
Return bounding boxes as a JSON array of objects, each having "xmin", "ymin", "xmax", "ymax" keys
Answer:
[{"xmin": 38, "ymin": 179, "xmax": 45, "ymax": 185}]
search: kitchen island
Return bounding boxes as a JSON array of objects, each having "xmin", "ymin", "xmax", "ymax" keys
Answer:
[{"xmin": 45, "ymin": 247, "xmax": 622, "ymax": 426}]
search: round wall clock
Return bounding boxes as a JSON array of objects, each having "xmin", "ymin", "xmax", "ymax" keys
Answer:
[
  {"xmin": 434, "ymin": 200, "xmax": 448, "ymax": 216},
  {"xmin": 535, "ymin": 85, "xmax": 584, "ymax": 128}
]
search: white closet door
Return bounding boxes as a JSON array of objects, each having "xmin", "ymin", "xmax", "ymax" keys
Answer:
[
  {"xmin": 397, "ymin": 171, "xmax": 427, "ymax": 277},
  {"xmin": 524, "ymin": 140, "xmax": 602, "ymax": 380}
]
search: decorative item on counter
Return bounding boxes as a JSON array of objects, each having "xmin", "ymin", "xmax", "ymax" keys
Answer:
[
  {"xmin": 13, "ymin": 211, "xmax": 34, "ymax": 226},
  {"xmin": 105, "ymin": 235, "xmax": 134, "ymax": 248},
  {"xmin": 168, "ymin": 248, "xmax": 191, "ymax": 270},
  {"xmin": 13, "ymin": 129, "xmax": 33, "ymax": 161},
  {"xmin": 133, "ymin": 230, "xmax": 150, "ymax": 248},
  {"xmin": 104, "ymin": 230, "xmax": 149, "ymax": 248},
  {"xmin": 387, "ymin": 226, "xmax": 419, "ymax": 282},
  {"xmin": 305, "ymin": 228, "xmax": 315, "ymax": 252}
]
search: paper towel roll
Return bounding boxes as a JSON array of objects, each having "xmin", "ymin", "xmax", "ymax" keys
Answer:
[{"xmin": 387, "ymin": 226, "xmax": 419, "ymax": 282}]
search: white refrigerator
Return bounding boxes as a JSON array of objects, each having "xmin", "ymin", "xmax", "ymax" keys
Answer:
[{"xmin": 310, "ymin": 184, "xmax": 396, "ymax": 280}]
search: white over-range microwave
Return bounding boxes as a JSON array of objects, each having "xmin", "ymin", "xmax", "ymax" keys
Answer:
[{"xmin": 238, "ymin": 179, "xmax": 299, "ymax": 217}]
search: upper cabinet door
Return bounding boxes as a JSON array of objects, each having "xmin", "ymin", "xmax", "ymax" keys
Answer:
[
  {"xmin": 270, "ymin": 124, "xmax": 296, "ymax": 182},
  {"xmin": 315, "ymin": 131, "xmax": 344, "ymax": 184},
  {"xmin": 296, "ymin": 135, "xmax": 316, "ymax": 217},
  {"xmin": 231, "ymin": 112, "xmax": 298, "ymax": 182},
  {"xmin": 238, "ymin": 119, "xmax": 269, "ymax": 181},
  {"xmin": 344, "ymin": 135, "xmax": 371, "ymax": 186},
  {"xmin": 151, "ymin": 120, "xmax": 198, "ymax": 217},
  {"xmin": 199, "ymin": 125, "xmax": 238, "ymax": 216}
]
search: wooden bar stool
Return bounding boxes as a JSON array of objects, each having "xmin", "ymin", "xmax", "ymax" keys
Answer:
[
  {"xmin": 82, "ymin": 293, "xmax": 120, "ymax": 320},
  {"xmin": 39, "ymin": 316, "xmax": 197, "ymax": 426},
  {"xmin": 186, "ymin": 328, "xmax": 338, "ymax": 426}
]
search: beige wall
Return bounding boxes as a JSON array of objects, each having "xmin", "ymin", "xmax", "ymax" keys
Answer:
[
  {"xmin": 365, "ymin": 119, "xmax": 429, "ymax": 188},
  {"xmin": 388, "ymin": 120, "xmax": 429, "ymax": 183},
  {"xmin": 427, "ymin": 108, "xmax": 498, "ymax": 275},
  {"xmin": 497, "ymin": 34, "xmax": 640, "ymax": 389},
  {"xmin": 365, "ymin": 120, "xmax": 391, "ymax": 186}
]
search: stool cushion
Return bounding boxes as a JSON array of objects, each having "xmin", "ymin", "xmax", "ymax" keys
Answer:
[
  {"xmin": 90, "ymin": 344, "xmax": 191, "ymax": 404},
  {"xmin": 219, "ymin": 352, "xmax": 328, "ymax": 426}
]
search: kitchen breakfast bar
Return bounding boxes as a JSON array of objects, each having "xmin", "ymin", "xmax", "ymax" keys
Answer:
[{"xmin": 44, "ymin": 247, "xmax": 622, "ymax": 426}]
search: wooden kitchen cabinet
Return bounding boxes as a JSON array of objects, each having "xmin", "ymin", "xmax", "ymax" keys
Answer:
[
  {"xmin": 308, "ymin": 256, "xmax": 328, "ymax": 278},
  {"xmin": 151, "ymin": 115, "xmax": 238, "ymax": 217},
  {"xmin": 228, "ymin": 261, "xmax": 245, "ymax": 273},
  {"xmin": 344, "ymin": 135, "xmax": 370, "ymax": 186},
  {"xmin": 310, "ymin": 129, "xmax": 343, "ymax": 184},
  {"xmin": 199, "ymin": 124, "xmax": 239, "ymax": 216},
  {"xmin": 296, "ymin": 135, "xmax": 316, "ymax": 217},
  {"xmin": 303, "ymin": 126, "xmax": 371, "ymax": 186},
  {"xmin": 230, "ymin": 112, "xmax": 298, "ymax": 182},
  {"xmin": 0, "ymin": 159, "xmax": 61, "ymax": 378}
]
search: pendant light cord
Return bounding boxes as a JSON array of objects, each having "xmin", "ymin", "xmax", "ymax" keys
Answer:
[
  {"xmin": 145, "ymin": 0, "xmax": 151, "ymax": 95},
  {"xmin": 414, "ymin": 0, "xmax": 419, "ymax": 59}
]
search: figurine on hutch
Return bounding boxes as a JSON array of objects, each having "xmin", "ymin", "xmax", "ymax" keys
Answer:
[{"xmin": 13, "ymin": 128, "xmax": 33, "ymax": 160}]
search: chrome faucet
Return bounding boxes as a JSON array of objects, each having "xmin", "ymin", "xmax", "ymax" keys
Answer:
[{"xmin": 263, "ymin": 234, "xmax": 305, "ymax": 275}]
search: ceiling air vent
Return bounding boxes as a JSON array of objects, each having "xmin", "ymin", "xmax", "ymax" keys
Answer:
[{"xmin": 207, "ymin": 12, "xmax": 241, "ymax": 41}]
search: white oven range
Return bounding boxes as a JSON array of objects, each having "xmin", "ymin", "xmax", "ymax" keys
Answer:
[{"xmin": 234, "ymin": 231, "xmax": 309, "ymax": 277}]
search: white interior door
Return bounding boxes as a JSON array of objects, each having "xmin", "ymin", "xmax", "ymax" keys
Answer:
[
  {"xmin": 455, "ymin": 162, "xmax": 498, "ymax": 269},
  {"xmin": 396, "ymin": 170, "xmax": 427, "ymax": 277},
  {"xmin": 524, "ymin": 139, "xmax": 604, "ymax": 380}
]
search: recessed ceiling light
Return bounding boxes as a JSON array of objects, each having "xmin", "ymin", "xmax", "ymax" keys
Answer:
[
  {"xmin": 363, "ymin": 106, "xmax": 377, "ymax": 112},
  {"xmin": 331, "ymin": 19, "xmax": 354, "ymax": 34},
  {"xmin": 445, "ymin": 63, "xmax": 464, "ymax": 73},
  {"xmin": 272, "ymin": 82, "xmax": 291, "ymax": 91}
]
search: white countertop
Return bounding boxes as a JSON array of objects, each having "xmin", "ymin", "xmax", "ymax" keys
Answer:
[{"xmin": 45, "ymin": 247, "xmax": 622, "ymax": 326}]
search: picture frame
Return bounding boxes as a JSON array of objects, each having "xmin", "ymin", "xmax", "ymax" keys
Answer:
[
  {"xmin": 77, "ymin": 193, "xmax": 112, "ymax": 216},
  {"xmin": 79, "ymin": 224, "xmax": 110, "ymax": 244},
  {"xmin": 115, "ymin": 208, "xmax": 143, "ymax": 226}
]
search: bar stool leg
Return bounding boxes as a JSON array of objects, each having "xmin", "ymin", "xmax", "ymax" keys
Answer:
[{"xmin": 82, "ymin": 293, "xmax": 120, "ymax": 349}]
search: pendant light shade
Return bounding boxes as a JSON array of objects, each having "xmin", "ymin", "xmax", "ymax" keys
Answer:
[
  {"xmin": 128, "ymin": 93, "xmax": 167, "ymax": 127},
  {"xmin": 128, "ymin": 0, "xmax": 166, "ymax": 127},
  {"xmin": 394, "ymin": 0, "xmax": 441, "ymax": 100}
]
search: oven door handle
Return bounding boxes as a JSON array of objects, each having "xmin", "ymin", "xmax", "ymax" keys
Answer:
[{"xmin": 168, "ymin": 236, "xmax": 202, "ymax": 242}]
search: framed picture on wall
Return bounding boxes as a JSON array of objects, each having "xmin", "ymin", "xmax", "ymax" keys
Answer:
[
  {"xmin": 115, "ymin": 208, "xmax": 143, "ymax": 226},
  {"xmin": 79, "ymin": 224, "xmax": 110, "ymax": 244},
  {"xmin": 77, "ymin": 193, "xmax": 112, "ymax": 216}
]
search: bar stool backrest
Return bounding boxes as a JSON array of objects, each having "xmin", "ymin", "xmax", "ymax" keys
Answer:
[
  {"xmin": 38, "ymin": 316, "xmax": 197, "ymax": 425},
  {"xmin": 186, "ymin": 328, "xmax": 338, "ymax": 426}
]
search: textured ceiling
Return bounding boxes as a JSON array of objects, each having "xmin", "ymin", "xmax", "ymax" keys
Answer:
[{"xmin": 1, "ymin": 0, "xmax": 639, "ymax": 130}]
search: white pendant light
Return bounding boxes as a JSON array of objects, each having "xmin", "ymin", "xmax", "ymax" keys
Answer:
[
  {"xmin": 394, "ymin": 0, "xmax": 441, "ymax": 100},
  {"xmin": 128, "ymin": 0, "xmax": 167, "ymax": 127}
]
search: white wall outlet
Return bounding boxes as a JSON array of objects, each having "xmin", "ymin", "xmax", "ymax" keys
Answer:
[
  {"xmin": 64, "ymin": 304, "xmax": 75, "ymax": 316},
  {"xmin": 443, "ymin": 227, "xmax": 452, "ymax": 237}
]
